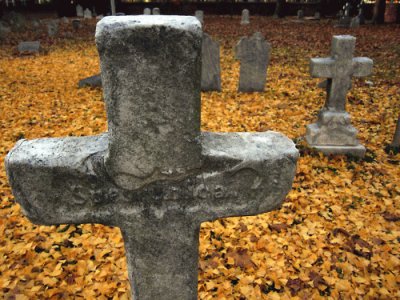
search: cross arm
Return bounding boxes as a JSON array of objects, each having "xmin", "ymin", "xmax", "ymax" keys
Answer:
[
  {"xmin": 310, "ymin": 57, "xmax": 335, "ymax": 78},
  {"xmin": 352, "ymin": 57, "xmax": 373, "ymax": 77},
  {"xmin": 5, "ymin": 134, "xmax": 119, "ymax": 226},
  {"xmin": 191, "ymin": 131, "xmax": 299, "ymax": 222}
]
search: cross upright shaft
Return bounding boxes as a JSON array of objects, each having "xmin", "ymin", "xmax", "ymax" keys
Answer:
[{"xmin": 6, "ymin": 16, "xmax": 298, "ymax": 300}]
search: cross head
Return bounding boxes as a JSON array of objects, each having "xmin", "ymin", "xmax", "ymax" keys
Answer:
[
  {"xmin": 310, "ymin": 35, "xmax": 373, "ymax": 111},
  {"xmin": 6, "ymin": 16, "xmax": 298, "ymax": 300}
]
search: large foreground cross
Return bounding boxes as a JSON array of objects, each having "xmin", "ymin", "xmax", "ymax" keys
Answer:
[
  {"xmin": 306, "ymin": 35, "xmax": 373, "ymax": 157},
  {"xmin": 6, "ymin": 16, "xmax": 298, "ymax": 300}
]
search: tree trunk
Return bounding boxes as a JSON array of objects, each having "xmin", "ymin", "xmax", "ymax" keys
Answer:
[
  {"xmin": 391, "ymin": 115, "xmax": 400, "ymax": 148},
  {"xmin": 274, "ymin": 0, "xmax": 285, "ymax": 18},
  {"xmin": 372, "ymin": 0, "xmax": 386, "ymax": 24}
]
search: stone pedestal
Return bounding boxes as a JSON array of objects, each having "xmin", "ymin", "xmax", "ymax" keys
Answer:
[{"xmin": 306, "ymin": 109, "xmax": 365, "ymax": 157}]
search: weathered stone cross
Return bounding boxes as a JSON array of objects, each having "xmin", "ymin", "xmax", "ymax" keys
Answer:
[
  {"xmin": 306, "ymin": 35, "xmax": 373, "ymax": 157},
  {"xmin": 6, "ymin": 16, "xmax": 298, "ymax": 300}
]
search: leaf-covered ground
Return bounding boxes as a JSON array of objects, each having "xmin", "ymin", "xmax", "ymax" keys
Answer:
[{"xmin": 0, "ymin": 15, "xmax": 399, "ymax": 299}]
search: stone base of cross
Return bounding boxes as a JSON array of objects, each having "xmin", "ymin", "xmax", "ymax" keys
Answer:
[
  {"xmin": 6, "ymin": 16, "xmax": 299, "ymax": 300},
  {"xmin": 306, "ymin": 35, "xmax": 373, "ymax": 158}
]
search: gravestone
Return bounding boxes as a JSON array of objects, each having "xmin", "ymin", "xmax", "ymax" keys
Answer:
[
  {"xmin": 306, "ymin": 35, "xmax": 373, "ymax": 157},
  {"xmin": 314, "ymin": 12, "xmax": 321, "ymax": 20},
  {"xmin": 241, "ymin": 9, "xmax": 250, "ymax": 25},
  {"xmin": 17, "ymin": 41, "xmax": 41, "ymax": 55},
  {"xmin": 84, "ymin": 8, "xmax": 92, "ymax": 19},
  {"xmin": 62, "ymin": 16, "xmax": 69, "ymax": 24},
  {"xmin": 6, "ymin": 16, "xmax": 298, "ymax": 300},
  {"xmin": 78, "ymin": 74, "xmax": 102, "ymax": 88},
  {"xmin": 297, "ymin": 9, "xmax": 304, "ymax": 19},
  {"xmin": 357, "ymin": 3, "xmax": 365, "ymax": 25},
  {"xmin": 47, "ymin": 20, "xmax": 58, "ymax": 37},
  {"xmin": 143, "ymin": 7, "xmax": 151, "ymax": 15},
  {"xmin": 152, "ymin": 7, "xmax": 160, "ymax": 15},
  {"xmin": 72, "ymin": 19, "xmax": 81, "ymax": 30},
  {"xmin": 201, "ymin": 33, "xmax": 221, "ymax": 92},
  {"xmin": 350, "ymin": 16, "xmax": 360, "ymax": 28},
  {"xmin": 337, "ymin": 2, "xmax": 351, "ymax": 28},
  {"xmin": 0, "ymin": 22, "xmax": 11, "ymax": 40},
  {"xmin": 195, "ymin": 10, "xmax": 204, "ymax": 24},
  {"xmin": 235, "ymin": 32, "xmax": 271, "ymax": 92},
  {"xmin": 76, "ymin": 4, "xmax": 83, "ymax": 17}
]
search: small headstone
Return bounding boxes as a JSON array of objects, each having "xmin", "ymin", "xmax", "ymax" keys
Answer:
[
  {"xmin": 306, "ymin": 35, "xmax": 373, "ymax": 157},
  {"xmin": 6, "ymin": 16, "xmax": 298, "ymax": 300},
  {"xmin": 240, "ymin": 9, "xmax": 250, "ymax": 25},
  {"xmin": 143, "ymin": 8, "xmax": 151, "ymax": 15},
  {"xmin": 31, "ymin": 20, "xmax": 40, "ymax": 28},
  {"xmin": 84, "ymin": 8, "xmax": 92, "ymax": 19},
  {"xmin": 350, "ymin": 16, "xmax": 360, "ymax": 28},
  {"xmin": 314, "ymin": 12, "xmax": 321, "ymax": 20},
  {"xmin": 297, "ymin": 9, "xmax": 304, "ymax": 19},
  {"xmin": 17, "ymin": 41, "xmax": 41, "ymax": 55},
  {"xmin": 152, "ymin": 7, "xmax": 160, "ymax": 15},
  {"xmin": 0, "ymin": 22, "xmax": 11, "ymax": 39},
  {"xmin": 235, "ymin": 32, "xmax": 271, "ymax": 92},
  {"xmin": 195, "ymin": 10, "xmax": 204, "ymax": 24},
  {"xmin": 76, "ymin": 4, "xmax": 84, "ymax": 17},
  {"xmin": 357, "ymin": 3, "xmax": 365, "ymax": 25},
  {"xmin": 78, "ymin": 74, "xmax": 102, "ymax": 88},
  {"xmin": 201, "ymin": 33, "xmax": 221, "ymax": 92},
  {"xmin": 337, "ymin": 3, "xmax": 351, "ymax": 28},
  {"xmin": 72, "ymin": 19, "xmax": 81, "ymax": 30},
  {"xmin": 62, "ymin": 16, "xmax": 69, "ymax": 24},
  {"xmin": 47, "ymin": 21, "xmax": 58, "ymax": 37}
]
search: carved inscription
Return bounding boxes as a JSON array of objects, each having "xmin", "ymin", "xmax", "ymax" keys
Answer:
[{"xmin": 162, "ymin": 184, "xmax": 238, "ymax": 201}]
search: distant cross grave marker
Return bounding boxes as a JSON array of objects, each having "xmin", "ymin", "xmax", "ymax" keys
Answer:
[
  {"xmin": 306, "ymin": 35, "xmax": 373, "ymax": 157},
  {"xmin": 6, "ymin": 16, "xmax": 298, "ymax": 300}
]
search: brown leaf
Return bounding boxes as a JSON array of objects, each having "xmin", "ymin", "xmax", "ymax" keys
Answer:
[
  {"xmin": 268, "ymin": 223, "xmax": 288, "ymax": 233},
  {"xmin": 382, "ymin": 212, "xmax": 400, "ymax": 222},
  {"xmin": 309, "ymin": 271, "xmax": 328, "ymax": 288},
  {"xmin": 227, "ymin": 248, "xmax": 256, "ymax": 269},
  {"xmin": 333, "ymin": 228, "xmax": 350, "ymax": 237},
  {"xmin": 286, "ymin": 278, "xmax": 309, "ymax": 296}
]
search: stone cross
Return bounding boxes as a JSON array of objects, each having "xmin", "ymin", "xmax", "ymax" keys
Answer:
[
  {"xmin": 297, "ymin": 9, "xmax": 304, "ymax": 19},
  {"xmin": 201, "ymin": 33, "xmax": 221, "ymax": 92},
  {"xmin": 6, "ymin": 16, "xmax": 298, "ymax": 300},
  {"xmin": 76, "ymin": 4, "xmax": 83, "ymax": 17},
  {"xmin": 306, "ymin": 35, "xmax": 373, "ymax": 157},
  {"xmin": 143, "ymin": 7, "xmax": 151, "ymax": 15},
  {"xmin": 241, "ymin": 9, "xmax": 250, "ymax": 25},
  {"xmin": 235, "ymin": 32, "xmax": 271, "ymax": 92},
  {"xmin": 152, "ymin": 7, "xmax": 160, "ymax": 15},
  {"xmin": 195, "ymin": 10, "xmax": 204, "ymax": 24}
]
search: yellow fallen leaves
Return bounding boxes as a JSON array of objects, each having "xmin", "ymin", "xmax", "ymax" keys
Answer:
[{"xmin": 0, "ymin": 15, "xmax": 399, "ymax": 299}]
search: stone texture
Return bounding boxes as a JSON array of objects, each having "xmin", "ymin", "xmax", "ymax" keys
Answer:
[
  {"xmin": 201, "ymin": 33, "xmax": 221, "ymax": 92},
  {"xmin": 6, "ymin": 16, "xmax": 298, "ymax": 300},
  {"xmin": 235, "ymin": 32, "xmax": 271, "ymax": 92},
  {"xmin": 241, "ymin": 9, "xmax": 250, "ymax": 25},
  {"xmin": 152, "ymin": 7, "xmax": 160, "ymax": 15},
  {"xmin": 306, "ymin": 35, "xmax": 373, "ymax": 157},
  {"xmin": 78, "ymin": 74, "xmax": 102, "ymax": 88},
  {"xmin": 17, "ymin": 41, "xmax": 41, "ymax": 55},
  {"xmin": 143, "ymin": 8, "xmax": 151, "ymax": 15},
  {"xmin": 195, "ymin": 10, "xmax": 204, "ymax": 24}
]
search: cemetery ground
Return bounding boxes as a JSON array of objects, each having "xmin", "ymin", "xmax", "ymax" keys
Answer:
[{"xmin": 0, "ymin": 15, "xmax": 399, "ymax": 300}]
